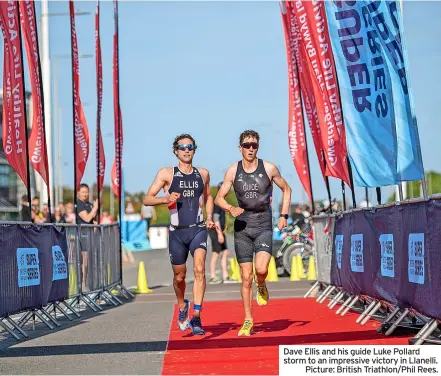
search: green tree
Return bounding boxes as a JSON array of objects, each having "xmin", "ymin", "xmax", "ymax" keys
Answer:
[{"xmin": 387, "ymin": 171, "xmax": 441, "ymax": 202}]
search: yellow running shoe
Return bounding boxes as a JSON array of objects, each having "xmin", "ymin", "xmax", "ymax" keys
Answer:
[
  {"xmin": 238, "ymin": 320, "xmax": 254, "ymax": 336},
  {"xmin": 256, "ymin": 282, "xmax": 269, "ymax": 306}
]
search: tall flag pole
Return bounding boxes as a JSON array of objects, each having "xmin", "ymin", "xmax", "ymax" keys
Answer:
[
  {"xmin": 112, "ymin": 0, "xmax": 124, "ymax": 282},
  {"xmin": 0, "ymin": 1, "xmax": 32, "ymax": 207},
  {"xmin": 20, "ymin": 0, "xmax": 52, "ymax": 220},
  {"xmin": 95, "ymin": 0, "xmax": 105, "ymax": 223},
  {"xmin": 69, "ymin": 0, "xmax": 90, "ymax": 220}
]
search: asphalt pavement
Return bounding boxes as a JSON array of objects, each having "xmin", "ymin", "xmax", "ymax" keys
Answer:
[{"xmin": 0, "ymin": 232, "xmax": 316, "ymax": 375}]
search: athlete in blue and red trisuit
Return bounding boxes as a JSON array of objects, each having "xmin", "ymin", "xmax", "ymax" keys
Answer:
[{"xmin": 143, "ymin": 134, "xmax": 216, "ymax": 336}]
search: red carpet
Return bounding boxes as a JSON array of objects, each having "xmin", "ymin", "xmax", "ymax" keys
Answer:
[{"xmin": 161, "ymin": 298, "xmax": 410, "ymax": 375}]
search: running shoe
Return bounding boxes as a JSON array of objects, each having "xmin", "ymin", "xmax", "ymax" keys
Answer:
[
  {"xmin": 256, "ymin": 282, "xmax": 269, "ymax": 306},
  {"xmin": 209, "ymin": 276, "xmax": 222, "ymax": 284},
  {"xmin": 189, "ymin": 316, "xmax": 205, "ymax": 335},
  {"xmin": 177, "ymin": 299, "xmax": 190, "ymax": 331},
  {"xmin": 238, "ymin": 320, "xmax": 254, "ymax": 336}
]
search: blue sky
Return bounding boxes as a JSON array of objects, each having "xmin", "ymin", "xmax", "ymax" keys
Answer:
[{"xmin": 13, "ymin": 1, "xmax": 441, "ymax": 205}]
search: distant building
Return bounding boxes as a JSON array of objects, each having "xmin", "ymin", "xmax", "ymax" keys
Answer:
[{"xmin": 0, "ymin": 89, "xmax": 38, "ymax": 220}]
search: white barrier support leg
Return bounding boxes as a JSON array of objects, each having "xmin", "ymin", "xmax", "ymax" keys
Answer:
[
  {"xmin": 328, "ymin": 290, "xmax": 344, "ymax": 308},
  {"xmin": 316, "ymin": 285, "xmax": 332, "ymax": 302},
  {"xmin": 318, "ymin": 286, "xmax": 336, "ymax": 304},
  {"xmin": 377, "ymin": 306, "xmax": 401, "ymax": 333},
  {"xmin": 341, "ymin": 296, "xmax": 359, "ymax": 316},
  {"xmin": 361, "ymin": 301, "xmax": 382, "ymax": 325},
  {"xmin": 336, "ymin": 295, "xmax": 353, "ymax": 315},
  {"xmin": 414, "ymin": 319, "xmax": 439, "ymax": 345},
  {"xmin": 356, "ymin": 300, "xmax": 377, "ymax": 323},
  {"xmin": 304, "ymin": 281, "xmax": 320, "ymax": 298},
  {"xmin": 385, "ymin": 308, "xmax": 409, "ymax": 336}
]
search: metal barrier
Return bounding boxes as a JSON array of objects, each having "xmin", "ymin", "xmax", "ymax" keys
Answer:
[
  {"xmin": 0, "ymin": 222, "xmax": 134, "ymax": 341},
  {"xmin": 309, "ymin": 198, "xmax": 441, "ymax": 346}
]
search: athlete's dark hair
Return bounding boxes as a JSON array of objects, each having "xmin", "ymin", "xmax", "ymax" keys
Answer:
[
  {"xmin": 239, "ymin": 130, "xmax": 260, "ymax": 145},
  {"xmin": 173, "ymin": 134, "xmax": 197, "ymax": 153},
  {"xmin": 79, "ymin": 183, "xmax": 89, "ymax": 190}
]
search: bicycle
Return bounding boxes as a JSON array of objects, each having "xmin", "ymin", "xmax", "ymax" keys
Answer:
[{"xmin": 274, "ymin": 219, "xmax": 314, "ymax": 276}]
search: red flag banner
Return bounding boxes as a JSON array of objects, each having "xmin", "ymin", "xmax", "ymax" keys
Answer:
[
  {"xmin": 20, "ymin": 0, "xmax": 49, "ymax": 187},
  {"xmin": 289, "ymin": 10, "xmax": 326, "ymax": 180},
  {"xmin": 0, "ymin": 1, "xmax": 29, "ymax": 187},
  {"xmin": 288, "ymin": 1, "xmax": 351, "ymax": 187},
  {"xmin": 280, "ymin": 7, "xmax": 312, "ymax": 203},
  {"xmin": 69, "ymin": 0, "xmax": 90, "ymax": 191},
  {"xmin": 95, "ymin": 1, "xmax": 105, "ymax": 195},
  {"xmin": 112, "ymin": 0, "xmax": 123, "ymax": 198}
]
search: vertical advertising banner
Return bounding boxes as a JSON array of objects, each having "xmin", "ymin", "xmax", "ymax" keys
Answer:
[
  {"xmin": 96, "ymin": 1, "xmax": 105, "ymax": 195},
  {"xmin": 112, "ymin": 0, "xmax": 123, "ymax": 199},
  {"xmin": 325, "ymin": 1, "xmax": 424, "ymax": 187},
  {"xmin": 280, "ymin": 5, "xmax": 312, "ymax": 202},
  {"xmin": 288, "ymin": 1, "xmax": 351, "ymax": 187},
  {"xmin": 366, "ymin": 1, "xmax": 424, "ymax": 182},
  {"xmin": 70, "ymin": 0, "xmax": 90, "ymax": 192},
  {"xmin": 20, "ymin": 0, "xmax": 50, "ymax": 189},
  {"xmin": 0, "ymin": 1, "xmax": 29, "ymax": 188},
  {"xmin": 325, "ymin": 1, "xmax": 398, "ymax": 187}
]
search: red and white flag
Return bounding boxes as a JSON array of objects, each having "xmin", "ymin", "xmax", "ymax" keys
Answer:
[
  {"xmin": 70, "ymin": 0, "xmax": 90, "ymax": 191},
  {"xmin": 20, "ymin": 0, "xmax": 50, "ymax": 189},
  {"xmin": 287, "ymin": 1, "xmax": 351, "ymax": 187},
  {"xmin": 287, "ymin": 8, "xmax": 326, "ymax": 180},
  {"xmin": 95, "ymin": 1, "xmax": 105, "ymax": 195},
  {"xmin": 280, "ymin": 5, "xmax": 312, "ymax": 203},
  {"xmin": 0, "ymin": 1, "xmax": 29, "ymax": 188}
]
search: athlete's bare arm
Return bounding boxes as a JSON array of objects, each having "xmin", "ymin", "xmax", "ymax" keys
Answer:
[
  {"xmin": 143, "ymin": 168, "xmax": 179, "ymax": 206},
  {"xmin": 214, "ymin": 164, "xmax": 244, "ymax": 218},
  {"xmin": 264, "ymin": 161, "xmax": 292, "ymax": 229},
  {"xmin": 199, "ymin": 168, "xmax": 215, "ymax": 229}
]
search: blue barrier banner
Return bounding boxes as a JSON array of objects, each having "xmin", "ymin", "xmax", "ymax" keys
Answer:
[
  {"xmin": 16, "ymin": 248, "xmax": 40, "ymax": 288},
  {"xmin": 325, "ymin": 0, "xmax": 424, "ymax": 186},
  {"xmin": 380, "ymin": 234, "xmax": 394, "ymax": 278},
  {"xmin": 0, "ymin": 224, "xmax": 69, "ymax": 318},
  {"xmin": 331, "ymin": 200, "xmax": 441, "ymax": 321},
  {"xmin": 52, "ymin": 245, "xmax": 68, "ymax": 281}
]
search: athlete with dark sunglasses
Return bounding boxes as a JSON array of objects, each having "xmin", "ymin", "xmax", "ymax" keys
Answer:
[
  {"xmin": 215, "ymin": 129, "xmax": 292, "ymax": 336},
  {"xmin": 143, "ymin": 134, "xmax": 215, "ymax": 336}
]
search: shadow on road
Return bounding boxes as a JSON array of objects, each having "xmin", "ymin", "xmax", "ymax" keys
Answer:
[{"xmin": 0, "ymin": 340, "xmax": 167, "ymax": 357}]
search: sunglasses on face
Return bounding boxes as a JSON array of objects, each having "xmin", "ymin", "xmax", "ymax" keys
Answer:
[
  {"xmin": 176, "ymin": 144, "xmax": 195, "ymax": 151},
  {"xmin": 241, "ymin": 142, "xmax": 259, "ymax": 150}
]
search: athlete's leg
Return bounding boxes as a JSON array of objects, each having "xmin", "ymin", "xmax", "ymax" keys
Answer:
[
  {"xmin": 192, "ymin": 248, "xmax": 206, "ymax": 315},
  {"xmin": 234, "ymin": 221, "xmax": 255, "ymax": 336},
  {"xmin": 172, "ymin": 263, "xmax": 187, "ymax": 311},
  {"xmin": 169, "ymin": 229, "xmax": 191, "ymax": 330},
  {"xmin": 209, "ymin": 251, "xmax": 219, "ymax": 279},
  {"xmin": 220, "ymin": 248, "xmax": 230, "ymax": 280},
  {"xmin": 188, "ymin": 228, "xmax": 208, "ymax": 335},
  {"xmin": 239, "ymin": 261, "xmax": 254, "ymax": 320},
  {"xmin": 253, "ymin": 229, "xmax": 273, "ymax": 306},
  {"xmin": 208, "ymin": 229, "xmax": 222, "ymax": 283}
]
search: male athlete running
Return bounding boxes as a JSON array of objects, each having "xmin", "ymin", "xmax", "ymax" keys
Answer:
[
  {"xmin": 215, "ymin": 130, "xmax": 292, "ymax": 336},
  {"xmin": 143, "ymin": 134, "xmax": 215, "ymax": 335}
]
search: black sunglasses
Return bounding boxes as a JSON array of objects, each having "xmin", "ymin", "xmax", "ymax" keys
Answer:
[
  {"xmin": 176, "ymin": 143, "xmax": 195, "ymax": 151},
  {"xmin": 241, "ymin": 142, "xmax": 259, "ymax": 149}
]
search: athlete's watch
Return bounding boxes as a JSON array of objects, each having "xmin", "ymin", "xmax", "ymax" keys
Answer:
[{"xmin": 279, "ymin": 214, "xmax": 289, "ymax": 219}]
